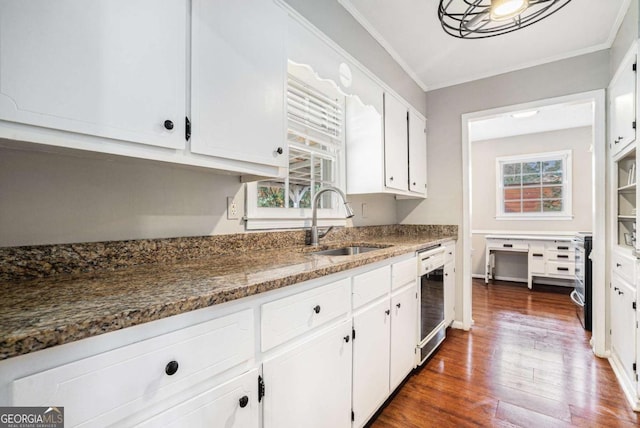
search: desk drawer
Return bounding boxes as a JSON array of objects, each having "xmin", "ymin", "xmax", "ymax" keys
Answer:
[
  {"xmin": 546, "ymin": 250, "xmax": 575, "ymax": 262},
  {"xmin": 12, "ymin": 309, "xmax": 255, "ymax": 427},
  {"xmin": 545, "ymin": 242, "xmax": 572, "ymax": 252},
  {"xmin": 261, "ymin": 278, "xmax": 350, "ymax": 351},
  {"xmin": 547, "ymin": 261, "xmax": 575, "ymax": 276},
  {"xmin": 488, "ymin": 240, "xmax": 528, "ymax": 252},
  {"xmin": 612, "ymin": 252, "xmax": 635, "ymax": 284}
]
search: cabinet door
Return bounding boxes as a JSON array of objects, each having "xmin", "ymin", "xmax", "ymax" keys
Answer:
[
  {"xmin": 191, "ymin": 0, "xmax": 287, "ymax": 169},
  {"xmin": 352, "ymin": 300, "xmax": 391, "ymax": 427},
  {"xmin": 611, "ymin": 275, "xmax": 637, "ymax": 384},
  {"xmin": 263, "ymin": 321, "xmax": 352, "ymax": 428},
  {"xmin": 137, "ymin": 369, "xmax": 259, "ymax": 428},
  {"xmin": 609, "ymin": 51, "xmax": 637, "ymax": 157},
  {"xmin": 0, "ymin": 0, "xmax": 186, "ymax": 150},
  {"xmin": 390, "ymin": 284, "xmax": 417, "ymax": 391},
  {"xmin": 383, "ymin": 93, "xmax": 409, "ymax": 191},
  {"xmin": 408, "ymin": 111, "xmax": 427, "ymax": 195}
]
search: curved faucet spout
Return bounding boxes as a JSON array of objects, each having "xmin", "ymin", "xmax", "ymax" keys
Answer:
[{"xmin": 311, "ymin": 186, "xmax": 354, "ymax": 246}]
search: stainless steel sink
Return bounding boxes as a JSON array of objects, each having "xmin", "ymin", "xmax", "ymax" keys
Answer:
[{"xmin": 311, "ymin": 246, "xmax": 382, "ymax": 256}]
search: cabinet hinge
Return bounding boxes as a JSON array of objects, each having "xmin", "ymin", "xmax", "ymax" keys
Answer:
[
  {"xmin": 352, "ymin": 328, "xmax": 356, "ymax": 341},
  {"xmin": 633, "ymin": 120, "xmax": 637, "ymax": 130},
  {"xmin": 185, "ymin": 116, "xmax": 191, "ymax": 141},
  {"xmin": 351, "ymin": 411, "xmax": 355, "ymax": 422},
  {"xmin": 258, "ymin": 375, "xmax": 265, "ymax": 402},
  {"xmin": 634, "ymin": 301, "xmax": 637, "ymax": 310},
  {"xmin": 634, "ymin": 363, "xmax": 637, "ymax": 372},
  {"xmin": 633, "ymin": 62, "xmax": 637, "ymax": 72}
]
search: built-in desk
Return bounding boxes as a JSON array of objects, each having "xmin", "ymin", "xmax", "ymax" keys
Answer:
[{"xmin": 485, "ymin": 234, "xmax": 575, "ymax": 288}]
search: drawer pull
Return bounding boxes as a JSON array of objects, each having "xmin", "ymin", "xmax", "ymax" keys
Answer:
[
  {"xmin": 165, "ymin": 360, "xmax": 179, "ymax": 376},
  {"xmin": 532, "ymin": 253, "xmax": 543, "ymax": 257},
  {"xmin": 558, "ymin": 255, "xmax": 569, "ymax": 259},
  {"xmin": 239, "ymin": 396, "xmax": 249, "ymax": 408},
  {"xmin": 396, "ymin": 303, "xmax": 401, "ymax": 309},
  {"xmin": 313, "ymin": 305, "xmax": 321, "ymax": 314},
  {"xmin": 557, "ymin": 267, "xmax": 569, "ymax": 271},
  {"xmin": 557, "ymin": 246, "xmax": 569, "ymax": 250},
  {"xmin": 385, "ymin": 309, "xmax": 390, "ymax": 315},
  {"xmin": 616, "ymin": 263, "xmax": 622, "ymax": 267},
  {"xmin": 503, "ymin": 244, "xmax": 513, "ymax": 248},
  {"xmin": 344, "ymin": 335, "xmax": 350, "ymax": 343}
]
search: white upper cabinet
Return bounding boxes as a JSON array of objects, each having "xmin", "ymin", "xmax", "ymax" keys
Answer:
[
  {"xmin": 609, "ymin": 46, "xmax": 637, "ymax": 158},
  {"xmin": 408, "ymin": 110, "xmax": 427, "ymax": 196},
  {"xmin": 191, "ymin": 0, "xmax": 287, "ymax": 170},
  {"xmin": 0, "ymin": 0, "xmax": 187, "ymax": 150},
  {"xmin": 384, "ymin": 93, "xmax": 409, "ymax": 191}
]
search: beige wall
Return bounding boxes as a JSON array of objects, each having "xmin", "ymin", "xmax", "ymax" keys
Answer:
[{"xmin": 470, "ymin": 126, "xmax": 593, "ymax": 276}]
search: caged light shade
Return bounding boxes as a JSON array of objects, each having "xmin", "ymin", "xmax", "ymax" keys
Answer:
[{"xmin": 438, "ymin": 0, "xmax": 574, "ymax": 39}]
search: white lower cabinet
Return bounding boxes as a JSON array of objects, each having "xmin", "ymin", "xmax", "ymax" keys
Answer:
[
  {"xmin": 352, "ymin": 299, "xmax": 391, "ymax": 427},
  {"xmin": 262, "ymin": 320, "xmax": 353, "ymax": 428},
  {"xmin": 611, "ymin": 273, "xmax": 637, "ymax": 388},
  {"xmin": 137, "ymin": 369, "xmax": 259, "ymax": 428},
  {"xmin": 390, "ymin": 284, "xmax": 418, "ymax": 391}
]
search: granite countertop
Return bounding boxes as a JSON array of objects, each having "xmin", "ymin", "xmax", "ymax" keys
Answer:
[{"xmin": 0, "ymin": 225, "xmax": 457, "ymax": 360}]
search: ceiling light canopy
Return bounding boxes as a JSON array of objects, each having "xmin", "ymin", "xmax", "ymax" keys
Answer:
[{"xmin": 438, "ymin": 0, "xmax": 574, "ymax": 39}]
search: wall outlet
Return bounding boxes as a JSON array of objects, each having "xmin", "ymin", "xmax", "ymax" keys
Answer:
[
  {"xmin": 361, "ymin": 203, "xmax": 367, "ymax": 219},
  {"xmin": 227, "ymin": 197, "xmax": 240, "ymax": 220}
]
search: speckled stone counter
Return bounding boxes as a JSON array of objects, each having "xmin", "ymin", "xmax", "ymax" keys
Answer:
[{"xmin": 0, "ymin": 225, "xmax": 457, "ymax": 360}]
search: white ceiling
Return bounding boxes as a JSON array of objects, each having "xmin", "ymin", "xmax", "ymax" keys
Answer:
[
  {"xmin": 338, "ymin": 0, "xmax": 630, "ymax": 90},
  {"xmin": 468, "ymin": 101, "xmax": 593, "ymax": 141}
]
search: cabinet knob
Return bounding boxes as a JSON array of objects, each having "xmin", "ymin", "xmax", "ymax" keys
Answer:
[
  {"xmin": 396, "ymin": 303, "xmax": 401, "ymax": 309},
  {"xmin": 239, "ymin": 395, "xmax": 249, "ymax": 408},
  {"xmin": 385, "ymin": 309, "xmax": 390, "ymax": 315},
  {"xmin": 313, "ymin": 305, "xmax": 321, "ymax": 314},
  {"xmin": 389, "ymin": 176, "xmax": 394, "ymax": 181},
  {"xmin": 276, "ymin": 147, "xmax": 284, "ymax": 155},
  {"xmin": 616, "ymin": 263, "xmax": 622, "ymax": 267},
  {"xmin": 413, "ymin": 182, "xmax": 416, "ymax": 186},
  {"xmin": 165, "ymin": 360, "xmax": 179, "ymax": 376},
  {"xmin": 344, "ymin": 335, "xmax": 350, "ymax": 343},
  {"xmin": 164, "ymin": 120, "xmax": 174, "ymax": 130}
]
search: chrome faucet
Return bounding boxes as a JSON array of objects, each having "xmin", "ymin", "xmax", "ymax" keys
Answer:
[{"xmin": 310, "ymin": 186, "xmax": 355, "ymax": 246}]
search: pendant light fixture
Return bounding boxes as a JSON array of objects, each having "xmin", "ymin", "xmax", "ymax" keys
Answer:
[{"xmin": 438, "ymin": 0, "xmax": 573, "ymax": 39}]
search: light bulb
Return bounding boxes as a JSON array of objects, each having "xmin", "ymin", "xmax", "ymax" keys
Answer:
[{"xmin": 490, "ymin": 0, "xmax": 529, "ymax": 21}]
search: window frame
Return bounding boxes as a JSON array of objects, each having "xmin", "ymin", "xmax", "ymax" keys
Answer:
[
  {"xmin": 495, "ymin": 150, "xmax": 573, "ymax": 221},
  {"xmin": 245, "ymin": 62, "xmax": 348, "ymax": 230}
]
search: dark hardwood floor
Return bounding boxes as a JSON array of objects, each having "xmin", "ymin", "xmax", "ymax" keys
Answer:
[{"xmin": 370, "ymin": 279, "xmax": 640, "ymax": 427}]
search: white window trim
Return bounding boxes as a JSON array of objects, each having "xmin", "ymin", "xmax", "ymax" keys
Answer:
[
  {"xmin": 495, "ymin": 150, "xmax": 573, "ymax": 221},
  {"xmin": 245, "ymin": 63, "xmax": 348, "ymax": 231}
]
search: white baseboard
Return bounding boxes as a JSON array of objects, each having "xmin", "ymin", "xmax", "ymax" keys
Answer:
[{"xmin": 451, "ymin": 321, "xmax": 468, "ymax": 330}]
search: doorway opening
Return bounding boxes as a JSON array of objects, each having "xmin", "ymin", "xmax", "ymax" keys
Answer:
[{"xmin": 460, "ymin": 90, "xmax": 606, "ymax": 356}]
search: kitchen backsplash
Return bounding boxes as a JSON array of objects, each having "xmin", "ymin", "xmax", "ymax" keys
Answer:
[{"xmin": 0, "ymin": 225, "xmax": 457, "ymax": 282}]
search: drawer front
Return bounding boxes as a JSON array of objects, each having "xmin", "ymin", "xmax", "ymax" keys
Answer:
[
  {"xmin": 443, "ymin": 244, "xmax": 455, "ymax": 263},
  {"xmin": 354, "ymin": 265, "xmax": 391, "ymax": 308},
  {"xmin": 487, "ymin": 240, "xmax": 528, "ymax": 252},
  {"xmin": 546, "ymin": 250, "xmax": 575, "ymax": 262},
  {"xmin": 612, "ymin": 252, "xmax": 636, "ymax": 284},
  {"xmin": 261, "ymin": 278, "xmax": 350, "ymax": 351},
  {"xmin": 392, "ymin": 258, "xmax": 417, "ymax": 290},
  {"xmin": 544, "ymin": 242, "xmax": 573, "ymax": 252},
  {"xmin": 12, "ymin": 309, "xmax": 255, "ymax": 427},
  {"xmin": 546, "ymin": 261, "xmax": 575, "ymax": 277}
]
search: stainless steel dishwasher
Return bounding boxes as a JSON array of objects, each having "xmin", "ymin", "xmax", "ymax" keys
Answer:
[{"xmin": 417, "ymin": 245, "xmax": 447, "ymax": 365}]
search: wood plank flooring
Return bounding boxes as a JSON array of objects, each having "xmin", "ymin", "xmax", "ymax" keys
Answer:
[{"xmin": 370, "ymin": 279, "xmax": 639, "ymax": 427}]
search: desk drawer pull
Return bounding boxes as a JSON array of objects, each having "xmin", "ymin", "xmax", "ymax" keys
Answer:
[
  {"xmin": 558, "ymin": 254, "xmax": 569, "ymax": 259},
  {"xmin": 503, "ymin": 244, "xmax": 513, "ymax": 248},
  {"xmin": 532, "ymin": 253, "xmax": 543, "ymax": 257},
  {"xmin": 557, "ymin": 246, "xmax": 569, "ymax": 250},
  {"xmin": 557, "ymin": 267, "xmax": 569, "ymax": 271}
]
